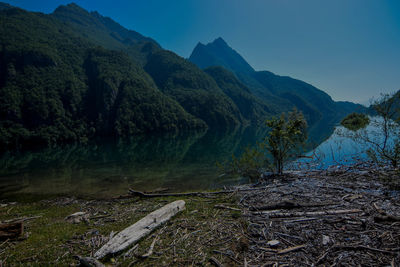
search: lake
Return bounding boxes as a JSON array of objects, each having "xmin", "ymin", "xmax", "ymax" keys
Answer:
[{"xmin": 0, "ymin": 117, "xmax": 383, "ymax": 201}]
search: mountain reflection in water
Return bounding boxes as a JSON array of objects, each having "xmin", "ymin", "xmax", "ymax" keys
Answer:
[{"xmin": 0, "ymin": 119, "xmax": 337, "ymax": 201}]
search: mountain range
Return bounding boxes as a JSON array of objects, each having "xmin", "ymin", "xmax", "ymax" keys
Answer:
[{"xmin": 0, "ymin": 3, "xmax": 364, "ymax": 150}]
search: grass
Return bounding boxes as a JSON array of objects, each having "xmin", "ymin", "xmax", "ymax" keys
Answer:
[{"xmin": 0, "ymin": 194, "xmax": 247, "ymax": 266}]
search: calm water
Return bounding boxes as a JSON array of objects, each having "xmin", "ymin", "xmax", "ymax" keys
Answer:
[
  {"xmin": 0, "ymin": 127, "xmax": 268, "ymax": 201},
  {"xmin": 298, "ymin": 116, "xmax": 394, "ymax": 169},
  {"xmin": 0, "ymin": 116, "xmax": 371, "ymax": 201}
]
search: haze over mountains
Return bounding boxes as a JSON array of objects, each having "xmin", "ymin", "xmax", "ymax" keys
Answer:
[
  {"xmin": 190, "ymin": 38, "xmax": 365, "ymax": 124},
  {"xmin": 0, "ymin": 2, "xmax": 364, "ymax": 150}
]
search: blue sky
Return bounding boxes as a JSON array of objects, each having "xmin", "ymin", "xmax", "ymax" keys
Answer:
[{"xmin": 3, "ymin": 0, "xmax": 400, "ymax": 104}]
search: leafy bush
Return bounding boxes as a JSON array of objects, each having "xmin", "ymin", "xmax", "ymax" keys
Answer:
[
  {"xmin": 224, "ymin": 110, "xmax": 307, "ymax": 179},
  {"xmin": 341, "ymin": 113, "xmax": 370, "ymax": 131}
]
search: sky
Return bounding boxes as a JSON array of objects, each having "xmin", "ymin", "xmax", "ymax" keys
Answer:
[{"xmin": 3, "ymin": 0, "xmax": 400, "ymax": 104}]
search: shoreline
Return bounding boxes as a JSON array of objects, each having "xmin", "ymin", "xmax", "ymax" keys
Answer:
[{"xmin": 0, "ymin": 167, "xmax": 399, "ymax": 266}]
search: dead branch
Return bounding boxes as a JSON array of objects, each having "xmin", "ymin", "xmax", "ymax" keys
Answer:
[
  {"xmin": 128, "ymin": 187, "xmax": 263, "ymax": 198},
  {"xmin": 277, "ymin": 244, "xmax": 306, "ymax": 254},
  {"xmin": 249, "ymin": 201, "xmax": 334, "ymax": 211},
  {"xmin": 214, "ymin": 204, "xmax": 241, "ymax": 211},
  {"xmin": 209, "ymin": 256, "xmax": 224, "ymax": 267},
  {"xmin": 254, "ymin": 209, "xmax": 362, "ymax": 218},
  {"xmin": 137, "ymin": 236, "xmax": 159, "ymax": 259}
]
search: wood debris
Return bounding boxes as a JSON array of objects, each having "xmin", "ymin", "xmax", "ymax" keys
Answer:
[
  {"xmin": 94, "ymin": 200, "xmax": 185, "ymax": 259},
  {"xmin": 238, "ymin": 167, "xmax": 400, "ymax": 266}
]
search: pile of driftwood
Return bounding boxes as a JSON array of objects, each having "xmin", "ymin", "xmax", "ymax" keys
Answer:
[{"xmin": 238, "ymin": 168, "xmax": 400, "ymax": 266}]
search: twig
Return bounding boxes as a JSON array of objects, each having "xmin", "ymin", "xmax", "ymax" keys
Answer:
[
  {"xmin": 277, "ymin": 244, "xmax": 306, "ymax": 255},
  {"xmin": 3, "ymin": 216, "xmax": 42, "ymax": 223},
  {"xmin": 214, "ymin": 205, "xmax": 241, "ymax": 211},
  {"xmin": 209, "ymin": 256, "xmax": 224, "ymax": 267},
  {"xmin": 138, "ymin": 236, "xmax": 159, "ymax": 259}
]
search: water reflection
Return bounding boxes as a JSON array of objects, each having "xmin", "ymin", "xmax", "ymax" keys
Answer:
[{"xmin": 0, "ymin": 119, "xmax": 337, "ymax": 201}]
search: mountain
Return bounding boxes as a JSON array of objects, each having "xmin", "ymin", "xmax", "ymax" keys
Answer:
[
  {"xmin": 0, "ymin": 4, "xmax": 205, "ymax": 150},
  {"xmin": 51, "ymin": 3, "xmax": 161, "ymax": 66},
  {"xmin": 190, "ymin": 37, "xmax": 255, "ymax": 75},
  {"xmin": 189, "ymin": 38, "xmax": 365, "ymax": 123},
  {"xmin": 51, "ymin": 3, "xmax": 253, "ymax": 129},
  {"xmin": 203, "ymin": 66, "xmax": 272, "ymax": 124},
  {"xmin": 0, "ymin": 2, "xmax": 11, "ymax": 10},
  {"xmin": 0, "ymin": 3, "xmax": 265, "ymax": 151},
  {"xmin": 144, "ymin": 50, "xmax": 244, "ymax": 128},
  {"xmin": 0, "ymin": 3, "xmax": 365, "ymax": 151}
]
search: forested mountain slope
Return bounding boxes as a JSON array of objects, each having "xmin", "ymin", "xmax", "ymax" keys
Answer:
[
  {"xmin": 0, "ymin": 5, "xmax": 204, "ymax": 149},
  {"xmin": 190, "ymin": 38, "xmax": 366, "ymax": 123}
]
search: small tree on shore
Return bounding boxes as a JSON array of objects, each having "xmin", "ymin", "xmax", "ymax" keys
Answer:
[
  {"xmin": 226, "ymin": 110, "xmax": 307, "ymax": 178},
  {"xmin": 263, "ymin": 110, "xmax": 307, "ymax": 174}
]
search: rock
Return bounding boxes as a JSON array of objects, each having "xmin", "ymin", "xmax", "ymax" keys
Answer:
[
  {"xmin": 65, "ymin": 212, "xmax": 89, "ymax": 224},
  {"xmin": 267, "ymin": 240, "xmax": 280, "ymax": 247},
  {"xmin": 322, "ymin": 235, "xmax": 330, "ymax": 245}
]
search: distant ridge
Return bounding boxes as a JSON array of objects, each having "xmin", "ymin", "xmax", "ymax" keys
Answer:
[{"xmin": 189, "ymin": 37, "xmax": 366, "ymax": 123}]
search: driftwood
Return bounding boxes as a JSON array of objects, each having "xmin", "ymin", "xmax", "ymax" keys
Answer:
[
  {"xmin": 0, "ymin": 222, "xmax": 23, "ymax": 239},
  {"xmin": 76, "ymin": 256, "xmax": 105, "ymax": 267},
  {"xmin": 94, "ymin": 200, "xmax": 185, "ymax": 259},
  {"xmin": 238, "ymin": 166, "xmax": 400, "ymax": 266},
  {"xmin": 128, "ymin": 187, "xmax": 265, "ymax": 198},
  {"xmin": 253, "ymin": 208, "xmax": 362, "ymax": 218},
  {"xmin": 249, "ymin": 201, "xmax": 333, "ymax": 211},
  {"xmin": 129, "ymin": 189, "xmax": 235, "ymax": 198},
  {"xmin": 3, "ymin": 215, "xmax": 42, "ymax": 223}
]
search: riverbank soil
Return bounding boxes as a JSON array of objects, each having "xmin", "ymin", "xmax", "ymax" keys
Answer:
[{"xmin": 0, "ymin": 167, "xmax": 399, "ymax": 266}]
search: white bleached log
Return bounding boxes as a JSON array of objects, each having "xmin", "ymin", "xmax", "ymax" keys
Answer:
[{"xmin": 94, "ymin": 200, "xmax": 185, "ymax": 259}]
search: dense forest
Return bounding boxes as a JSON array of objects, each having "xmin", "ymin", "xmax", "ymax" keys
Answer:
[{"xmin": 0, "ymin": 3, "xmax": 366, "ymax": 151}]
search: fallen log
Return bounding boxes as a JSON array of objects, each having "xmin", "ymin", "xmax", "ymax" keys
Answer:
[
  {"xmin": 128, "ymin": 187, "xmax": 266, "ymax": 198},
  {"xmin": 249, "ymin": 201, "xmax": 334, "ymax": 211},
  {"xmin": 94, "ymin": 200, "xmax": 185, "ymax": 259},
  {"xmin": 0, "ymin": 222, "xmax": 23, "ymax": 239},
  {"xmin": 254, "ymin": 209, "xmax": 362, "ymax": 218}
]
